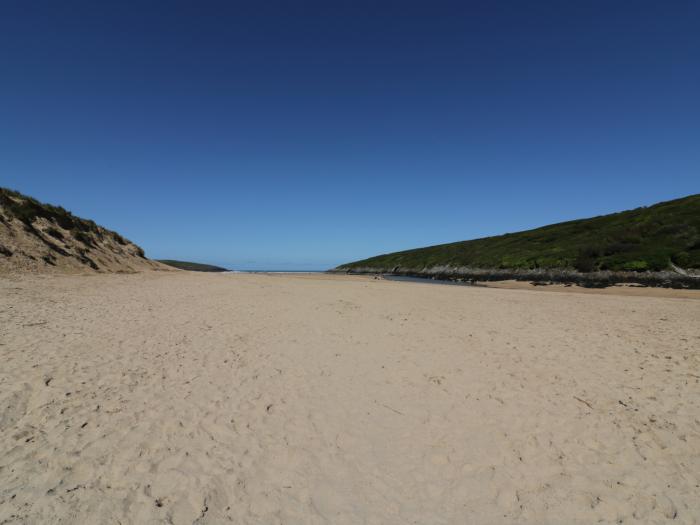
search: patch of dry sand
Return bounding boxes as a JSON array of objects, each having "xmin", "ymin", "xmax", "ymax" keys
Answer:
[{"xmin": 1, "ymin": 272, "xmax": 699, "ymax": 524}]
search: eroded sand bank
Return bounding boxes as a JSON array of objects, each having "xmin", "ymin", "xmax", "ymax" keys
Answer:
[{"xmin": 1, "ymin": 272, "xmax": 699, "ymax": 524}]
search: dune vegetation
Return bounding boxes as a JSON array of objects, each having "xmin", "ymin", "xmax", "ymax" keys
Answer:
[
  {"xmin": 0, "ymin": 187, "xmax": 160, "ymax": 273},
  {"xmin": 337, "ymin": 194, "xmax": 700, "ymax": 286}
]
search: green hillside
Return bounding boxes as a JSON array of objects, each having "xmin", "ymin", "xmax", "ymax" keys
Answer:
[
  {"xmin": 338, "ymin": 194, "xmax": 700, "ymax": 274},
  {"xmin": 158, "ymin": 260, "xmax": 229, "ymax": 272}
]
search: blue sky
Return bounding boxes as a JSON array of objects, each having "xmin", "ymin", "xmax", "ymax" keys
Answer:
[{"xmin": 1, "ymin": 1, "xmax": 698, "ymax": 270}]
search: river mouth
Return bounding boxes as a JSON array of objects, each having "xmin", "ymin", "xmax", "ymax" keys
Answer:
[{"xmin": 383, "ymin": 275, "xmax": 482, "ymax": 286}]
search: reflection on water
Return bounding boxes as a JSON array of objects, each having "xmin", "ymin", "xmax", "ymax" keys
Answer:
[{"xmin": 383, "ymin": 275, "xmax": 479, "ymax": 286}]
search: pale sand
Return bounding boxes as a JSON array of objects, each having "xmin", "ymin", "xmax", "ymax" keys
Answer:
[{"xmin": 1, "ymin": 272, "xmax": 699, "ymax": 524}]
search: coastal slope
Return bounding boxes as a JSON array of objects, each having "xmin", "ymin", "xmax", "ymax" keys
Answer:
[
  {"xmin": 336, "ymin": 194, "xmax": 700, "ymax": 287},
  {"xmin": 0, "ymin": 187, "xmax": 165, "ymax": 274},
  {"xmin": 158, "ymin": 260, "xmax": 229, "ymax": 272}
]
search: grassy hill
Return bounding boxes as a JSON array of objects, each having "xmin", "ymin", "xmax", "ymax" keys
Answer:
[
  {"xmin": 158, "ymin": 260, "xmax": 229, "ymax": 272},
  {"xmin": 336, "ymin": 194, "xmax": 700, "ymax": 286},
  {"xmin": 0, "ymin": 187, "xmax": 163, "ymax": 273}
]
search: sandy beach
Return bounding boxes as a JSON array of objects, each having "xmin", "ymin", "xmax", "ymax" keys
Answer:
[{"xmin": 1, "ymin": 271, "xmax": 699, "ymax": 524}]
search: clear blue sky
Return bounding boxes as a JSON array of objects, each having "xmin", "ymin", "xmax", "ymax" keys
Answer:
[{"xmin": 1, "ymin": 1, "xmax": 698, "ymax": 270}]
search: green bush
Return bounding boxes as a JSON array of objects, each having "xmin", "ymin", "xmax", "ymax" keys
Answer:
[
  {"xmin": 622, "ymin": 260, "xmax": 648, "ymax": 271},
  {"xmin": 672, "ymin": 252, "xmax": 690, "ymax": 267}
]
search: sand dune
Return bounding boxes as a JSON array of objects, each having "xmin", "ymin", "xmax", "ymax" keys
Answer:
[
  {"xmin": 1, "ymin": 272, "xmax": 699, "ymax": 524},
  {"xmin": 0, "ymin": 187, "xmax": 168, "ymax": 275}
]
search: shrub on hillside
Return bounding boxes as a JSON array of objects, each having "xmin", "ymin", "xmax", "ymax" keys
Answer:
[
  {"xmin": 46, "ymin": 227, "xmax": 64, "ymax": 241},
  {"xmin": 72, "ymin": 229, "xmax": 95, "ymax": 247}
]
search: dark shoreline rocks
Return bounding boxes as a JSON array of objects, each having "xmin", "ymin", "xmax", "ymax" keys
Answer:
[{"xmin": 329, "ymin": 265, "xmax": 700, "ymax": 289}]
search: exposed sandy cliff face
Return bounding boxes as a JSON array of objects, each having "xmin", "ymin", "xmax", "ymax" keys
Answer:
[{"xmin": 0, "ymin": 188, "xmax": 167, "ymax": 274}]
